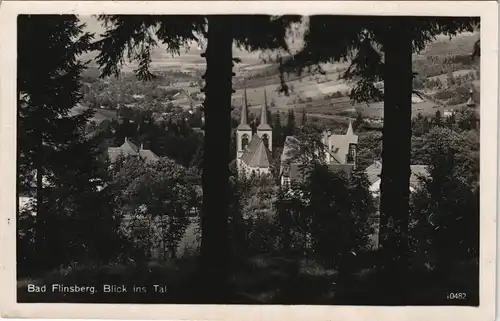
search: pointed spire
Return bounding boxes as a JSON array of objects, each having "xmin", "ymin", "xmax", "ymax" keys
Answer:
[
  {"xmin": 466, "ymin": 88, "xmax": 475, "ymax": 107},
  {"xmin": 237, "ymin": 88, "xmax": 251, "ymax": 130},
  {"xmin": 125, "ymin": 137, "xmax": 128, "ymax": 143},
  {"xmin": 258, "ymin": 89, "xmax": 271, "ymax": 130},
  {"xmin": 346, "ymin": 120, "xmax": 354, "ymax": 136},
  {"xmin": 264, "ymin": 88, "xmax": 268, "ymax": 108}
]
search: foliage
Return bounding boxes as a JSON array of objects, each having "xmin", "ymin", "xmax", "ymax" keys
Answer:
[
  {"xmin": 112, "ymin": 157, "xmax": 202, "ymax": 260},
  {"xmin": 283, "ymin": 123, "xmax": 328, "ymax": 174},
  {"xmin": 93, "ymin": 16, "xmax": 301, "ymax": 297},
  {"xmin": 273, "ymin": 165, "xmax": 376, "ymax": 271},
  {"xmin": 356, "ymin": 131, "xmax": 382, "ymax": 170},
  {"xmin": 281, "ymin": 19, "xmax": 479, "ymax": 297},
  {"xmin": 17, "ymin": 15, "xmax": 124, "ymax": 274},
  {"xmin": 410, "ymin": 128, "xmax": 479, "ymax": 272}
]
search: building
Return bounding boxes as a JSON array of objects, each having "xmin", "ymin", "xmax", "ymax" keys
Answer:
[
  {"xmin": 363, "ymin": 161, "xmax": 430, "ymax": 249},
  {"xmin": 236, "ymin": 89, "xmax": 273, "ymax": 176},
  {"xmin": 280, "ymin": 121, "xmax": 359, "ymax": 187},
  {"xmin": 466, "ymin": 88, "xmax": 476, "ymax": 108},
  {"xmin": 107, "ymin": 137, "xmax": 159, "ymax": 164},
  {"xmin": 364, "ymin": 160, "xmax": 429, "ymax": 197}
]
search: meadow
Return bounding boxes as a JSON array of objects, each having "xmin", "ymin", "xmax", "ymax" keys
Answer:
[{"xmin": 76, "ymin": 29, "xmax": 479, "ymax": 127}]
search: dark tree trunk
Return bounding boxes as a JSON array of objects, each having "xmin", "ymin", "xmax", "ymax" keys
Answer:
[
  {"xmin": 379, "ymin": 19, "xmax": 413, "ymax": 304},
  {"xmin": 35, "ymin": 135, "xmax": 47, "ymax": 270},
  {"xmin": 199, "ymin": 16, "xmax": 233, "ymax": 302}
]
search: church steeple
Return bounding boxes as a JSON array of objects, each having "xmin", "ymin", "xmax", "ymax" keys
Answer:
[
  {"xmin": 256, "ymin": 89, "xmax": 272, "ymax": 151},
  {"xmin": 258, "ymin": 89, "xmax": 271, "ymax": 131},
  {"xmin": 238, "ymin": 88, "xmax": 251, "ymax": 130},
  {"xmin": 236, "ymin": 88, "xmax": 253, "ymax": 171}
]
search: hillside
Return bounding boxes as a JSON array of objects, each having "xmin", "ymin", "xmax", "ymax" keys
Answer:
[{"xmin": 78, "ymin": 15, "xmax": 480, "ymax": 127}]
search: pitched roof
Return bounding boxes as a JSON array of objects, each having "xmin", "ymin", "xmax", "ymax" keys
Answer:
[
  {"xmin": 326, "ymin": 129, "xmax": 358, "ymax": 165},
  {"xmin": 240, "ymin": 134, "xmax": 273, "ymax": 168},
  {"xmin": 364, "ymin": 161, "xmax": 430, "ymax": 188},
  {"xmin": 107, "ymin": 138, "xmax": 159, "ymax": 163},
  {"xmin": 138, "ymin": 149, "xmax": 160, "ymax": 163},
  {"xmin": 364, "ymin": 161, "xmax": 383, "ymax": 185},
  {"xmin": 107, "ymin": 147, "xmax": 126, "ymax": 163},
  {"xmin": 120, "ymin": 138, "xmax": 139, "ymax": 155}
]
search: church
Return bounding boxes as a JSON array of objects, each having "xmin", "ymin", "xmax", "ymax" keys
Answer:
[{"xmin": 236, "ymin": 89, "xmax": 273, "ymax": 177}]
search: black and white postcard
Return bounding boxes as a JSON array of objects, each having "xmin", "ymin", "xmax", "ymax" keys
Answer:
[{"xmin": 0, "ymin": 1, "xmax": 497, "ymax": 321}]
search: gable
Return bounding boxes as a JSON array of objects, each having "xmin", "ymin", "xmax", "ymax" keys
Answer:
[
  {"xmin": 241, "ymin": 135, "xmax": 273, "ymax": 168},
  {"xmin": 327, "ymin": 134, "xmax": 358, "ymax": 165}
]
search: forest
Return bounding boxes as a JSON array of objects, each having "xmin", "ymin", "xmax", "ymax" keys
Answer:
[{"xmin": 17, "ymin": 14, "xmax": 480, "ymax": 305}]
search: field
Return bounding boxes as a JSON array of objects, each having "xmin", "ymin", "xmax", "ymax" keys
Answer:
[
  {"xmin": 79, "ymin": 15, "xmax": 480, "ymax": 126},
  {"xmin": 70, "ymin": 104, "xmax": 118, "ymax": 123}
]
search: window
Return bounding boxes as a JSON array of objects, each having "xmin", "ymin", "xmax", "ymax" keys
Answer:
[
  {"xmin": 242, "ymin": 134, "xmax": 249, "ymax": 150},
  {"xmin": 347, "ymin": 143, "xmax": 356, "ymax": 162},
  {"xmin": 283, "ymin": 178, "xmax": 291, "ymax": 189},
  {"xmin": 262, "ymin": 134, "xmax": 269, "ymax": 149}
]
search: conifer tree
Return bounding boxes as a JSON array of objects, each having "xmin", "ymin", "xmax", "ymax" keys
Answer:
[
  {"xmin": 285, "ymin": 109, "xmax": 296, "ymax": 137},
  {"xmin": 272, "ymin": 111, "xmax": 283, "ymax": 148},
  {"xmin": 94, "ymin": 14, "xmax": 300, "ymax": 301},
  {"xmin": 284, "ymin": 15, "xmax": 479, "ymax": 304},
  {"xmin": 18, "ymin": 15, "xmax": 113, "ymax": 269},
  {"xmin": 301, "ymin": 108, "xmax": 307, "ymax": 126}
]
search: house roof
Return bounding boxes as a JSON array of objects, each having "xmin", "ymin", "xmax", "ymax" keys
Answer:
[
  {"xmin": 325, "ymin": 127, "xmax": 358, "ymax": 165},
  {"xmin": 365, "ymin": 161, "xmax": 383, "ymax": 185},
  {"xmin": 138, "ymin": 149, "xmax": 160, "ymax": 163},
  {"xmin": 107, "ymin": 138, "xmax": 159, "ymax": 163},
  {"xmin": 364, "ymin": 161, "xmax": 430, "ymax": 188},
  {"xmin": 240, "ymin": 134, "xmax": 273, "ymax": 168},
  {"xmin": 281, "ymin": 125, "xmax": 358, "ymax": 179}
]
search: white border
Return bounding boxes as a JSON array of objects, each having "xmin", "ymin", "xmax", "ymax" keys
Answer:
[{"xmin": 0, "ymin": 1, "xmax": 497, "ymax": 321}]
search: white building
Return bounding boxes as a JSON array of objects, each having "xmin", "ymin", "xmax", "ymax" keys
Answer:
[
  {"xmin": 279, "ymin": 121, "xmax": 359, "ymax": 188},
  {"xmin": 364, "ymin": 160, "xmax": 429, "ymax": 197},
  {"xmin": 236, "ymin": 89, "xmax": 273, "ymax": 177}
]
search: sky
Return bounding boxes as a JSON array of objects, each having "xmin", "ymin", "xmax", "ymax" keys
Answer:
[{"xmin": 78, "ymin": 15, "xmax": 305, "ymax": 66}]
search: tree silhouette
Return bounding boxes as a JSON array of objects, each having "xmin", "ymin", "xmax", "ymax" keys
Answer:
[
  {"xmin": 18, "ymin": 15, "xmax": 97, "ymax": 270},
  {"xmin": 283, "ymin": 15, "xmax": 479, "ymax": 304},
  {"xmin": 93, "ymin": 14, "xmax": 300, "ymax": 301}
]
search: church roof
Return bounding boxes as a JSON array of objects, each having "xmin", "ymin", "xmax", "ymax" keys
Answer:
[
  {"xmin": 238, "ymin": 88, "xmax": 252, "ymax": 131},
  {"xmin": 240, "ymin": 134, "xmax": 273, "ymax": 168},
  {"xmin": 257, "ymin": 89, "xmax": 272, "ymax": 131}
]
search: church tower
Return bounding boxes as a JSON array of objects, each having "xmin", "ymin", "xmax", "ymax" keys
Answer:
[
  {"xmin": 236, "ymin": 89, "xmax": 252, "ymax": 167},
  {"xmin": 257, "ymin": 89, "xmax": 272, "ymax": 152}
]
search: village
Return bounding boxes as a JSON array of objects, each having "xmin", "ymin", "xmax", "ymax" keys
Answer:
[{"xmin": 17, "ymin": 14, "xmax": 480, "ymax": 305}]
